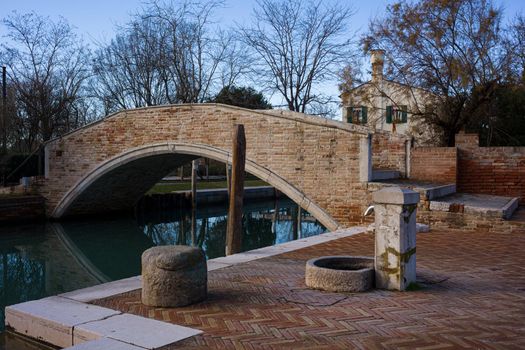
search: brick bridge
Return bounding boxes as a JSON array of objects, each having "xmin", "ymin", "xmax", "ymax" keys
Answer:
[{"xmin": 40, "ymin": 104, "xmax": 409, "ymax": 230}]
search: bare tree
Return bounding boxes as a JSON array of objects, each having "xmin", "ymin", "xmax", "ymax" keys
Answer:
[
  {"xmin": 146, "ymin": 0, "xmax": 240, "ymax": 103},
  {"xmin": 362, "ymin": 0, "xmax": 516, "ymax": 145},
  {"xmin": 1, "ymin": 12, "xmax": 91, "ymax": 150},
  {"xmin": 239, "ymin": 0, "xmax": 355, "ymax": 114},
  {"xmin": 92, "ymin": 16, "xmax": 173, "ymax": 113},
  {"xmin": 92, "ymin": 0, "xmax": 247, "ymax": 111},
  {"xmin": 508, "ymin": 15, "xmax": 525, "ymax": 82}
]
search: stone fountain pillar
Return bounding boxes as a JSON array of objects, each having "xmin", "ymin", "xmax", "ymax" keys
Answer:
[{"xmin": 372, "ymin": 187, "xmax": 419, "ymax": 291}]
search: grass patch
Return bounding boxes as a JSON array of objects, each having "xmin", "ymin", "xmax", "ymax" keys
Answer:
[{"xmin": 147, "ymin": 179, "xmax": 269, "ymax": 194}]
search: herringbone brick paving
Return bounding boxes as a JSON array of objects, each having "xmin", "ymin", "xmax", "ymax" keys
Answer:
[{"xmin": 93, "ymin": 228, "xmax": 525, "ymax": 349}]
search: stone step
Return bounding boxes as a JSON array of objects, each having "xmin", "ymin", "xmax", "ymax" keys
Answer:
[
  {"xmin": 371, "ymin": 170, "xmax": 400, "ymax": 181},
  {"xmin": 368, "ymin": 181, "xmax": 456, "ymax": 201},
  {"xmin": 429, "ymin": 193, "xmax": 519, "ymax": 220}
]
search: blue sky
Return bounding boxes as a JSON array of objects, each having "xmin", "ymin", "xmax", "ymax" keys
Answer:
[
  {"xmin": 0, "ymin": 0, "xmax": 398, "ymax": 42},
  {"xmin": 1, "ymin": 0, "xmax": 522, "ymax": 42},
  {"xmin": 1, "ymin": 0, "xmax": 523, "ymax": 115}
]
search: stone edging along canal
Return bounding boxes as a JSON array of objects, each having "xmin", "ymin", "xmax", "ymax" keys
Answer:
[{"xmin": 4, "ymin": 227, "xmax": 366, "ymax": 349}]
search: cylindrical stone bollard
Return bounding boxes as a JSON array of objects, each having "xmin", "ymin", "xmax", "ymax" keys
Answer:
[
  {"xmin": 372, "ymin": 187, "xmax": 419, "ymax": 291},
  {"xmin": 141, "ymin": 245, "xmax": 207, "ymax": 307}
]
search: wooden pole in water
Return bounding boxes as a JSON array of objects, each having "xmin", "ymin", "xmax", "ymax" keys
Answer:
[
  {"xmin": 297, "ymin": 205, "xmax": 302, "ymax": 239},
  {"xmin": 271, "ymin": 198, "xmax": 279, "ymax": 234},
  {"xmin": 191, "ymin": 159, "xmax": 198, "ymax": 245},
  {"xmin": 292, "ymin": 206, "xmax": 298, "ymax": 240},
  {"xmin": 225, "ymin": 164, "xmax": 232, "ymax": 196},
  {"xmin": 179, "ymin": 166, "xmax": 184, "ymax": 181},
  {"xmin": 225, "ymin": 124, "xmax": 246, "ymax": 256}
]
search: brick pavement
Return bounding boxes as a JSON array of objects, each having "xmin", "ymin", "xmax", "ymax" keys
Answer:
[{"xmin": 93, "ymin": 228, "xmax": 525, "ymax": 349}]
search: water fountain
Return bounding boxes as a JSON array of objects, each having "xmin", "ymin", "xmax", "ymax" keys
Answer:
[{"xmin": 305, "ymin": 187, "xmax": 420, "ymax": 292}]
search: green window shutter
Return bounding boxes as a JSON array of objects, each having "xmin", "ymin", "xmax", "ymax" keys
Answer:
[
  {"xmin": 401, "ymin": 105, "xmax": 408, "ymax": 123},
  {"xmin": 346, "ymin": 107, "xmax": 353, "ymax": 123},
  {"xmin": 361, "ymin": 106, "xmax": 368, "ymax": 124},
  {"xmin": 386, "ymin": 106, "xmax": 392, "ymax": 123}
]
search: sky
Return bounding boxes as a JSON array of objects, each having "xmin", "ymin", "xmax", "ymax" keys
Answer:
[
  {"xmin": 1, "ymin": 0, "xmax": 523, "ymax": 42},
  {"xmin": 1, "ymin": 0, "xmax": 524, "ymax": 116},
  {"xmin": 0, "ymin": 0, "xmax": 395, "ymax": 41}
]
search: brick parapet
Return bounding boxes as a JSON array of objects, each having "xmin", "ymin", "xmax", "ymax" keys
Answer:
[
  {"xmin": 411, "ymin": 147, "xmax": 457, "ymax": 184},
  {"xmin": 371, "ymin": 132, "xmax": 407, "ymax": 176},
  {"xmin": 457, "ymin": 144, "xmax": 525, "ymax": 203},
  {"xmin": 40, "ymin": 104, "xmax": 396, "ymax": 228}
]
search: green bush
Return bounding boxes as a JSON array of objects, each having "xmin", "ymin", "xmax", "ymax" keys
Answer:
[{"xmin": 0, "ymin": 153, "xmax": 40, "ymax": 184}]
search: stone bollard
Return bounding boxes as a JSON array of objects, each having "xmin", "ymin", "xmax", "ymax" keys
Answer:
[
  {"xmin": 372, "ymin": 187, "xmax": 419, "ymax": 291},
  {"xmin": 142, "ymin": 245, "xmax": 207, "ymax": 307}
]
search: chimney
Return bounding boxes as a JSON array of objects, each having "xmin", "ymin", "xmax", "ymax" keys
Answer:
[{"xmin": 370, "ymin": 49, "xmax": 385, "ymax": 83}]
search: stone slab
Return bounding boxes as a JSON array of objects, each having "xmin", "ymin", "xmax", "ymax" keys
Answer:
[
  {"xmin": 65, "ymin": 337, "xmax": 143, "ymax": 350},
  {"xmin": 373, "ymin": 187, "xmax": 420, "ymax": 205},
  {"xmin": 5, "ymin": 296, "xmax": 120, "ymax": 348},
  {"xmin": 368, "ymin": 180, "xmax": 456, "ymax": 200},
  {"xmin": 502, "ymin": 197, "xmax": 519, "ymax": 220},
  {"xmin": 425, "ymin": 184, "xmax": 456, "ymax": 200},
  {"xmin": 73, "ymin": 313, "xmax": 202, "ymax": 349},
  {"xmin": 371, "ymin": 169, "xmax": 400, "ymax": 181},
  {"xmin": 60, "ymin": 276, "xmax": 142, "ymax": 303},
  {"xmin": 430, "ymin": 193, "xmax": 519, "ymax": 219},
  {"xmin": 207, "ymin": 260, "xmax": 232, "ymax": 271}
]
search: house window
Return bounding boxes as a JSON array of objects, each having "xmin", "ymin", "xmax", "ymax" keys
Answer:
[
  {"xmin": 346, "ymin": 106, "xmax": 368, "ymax": 125},
  {"xmin": 385, "ymin": 105, "xmax": 407, "ymax": 124}
]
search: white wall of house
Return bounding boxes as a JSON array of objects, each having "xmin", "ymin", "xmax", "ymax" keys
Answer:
[{"xmin": 341, "ymin": 50, "xmax": 436, "ymax": 144}]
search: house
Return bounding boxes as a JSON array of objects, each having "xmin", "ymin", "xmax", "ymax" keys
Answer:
[{"xmin": 340, "ymin": 50, "xmax": 437, "ymax": 143}]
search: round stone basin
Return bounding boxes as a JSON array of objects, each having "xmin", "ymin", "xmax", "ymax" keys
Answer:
[{"xmin": 305, "ymin": 256, "xmax": 374, "ymax": 292}]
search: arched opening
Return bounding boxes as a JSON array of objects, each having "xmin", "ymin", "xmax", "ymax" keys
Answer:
[{"xmin": 52, "ymin": 143, "xmax": 339, "ymax": 231}]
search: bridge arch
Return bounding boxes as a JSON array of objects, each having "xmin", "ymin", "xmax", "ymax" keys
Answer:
[
  {"xmin": 52, "ymin": 142, "xmax": 340, "ymax": 231},
  {"xmin": 41, "ymin": 104, "xmax": 391, "ymax": 228}
]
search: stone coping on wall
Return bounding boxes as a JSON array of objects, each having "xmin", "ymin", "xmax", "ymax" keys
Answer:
[
  {"xmin": 5, "ymin": 227, "xmax": 366, "ymax": 349},
  {"xmin": 368, "ymin": 181, "xmax": 456, "ymax": 201}
]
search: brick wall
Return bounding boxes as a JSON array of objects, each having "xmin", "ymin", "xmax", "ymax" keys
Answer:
[
  {"xmin": 41, "ymin": 104, "xmax": 376, "ymax": 229},
  {"xmin": 371, "ymin": 132, "xmax": 408, "ymax": 176},
  {"xmin": 0, "ymin": 195, "xmax": 46, "ymax": 223},
  {"xmin": 410, "ymin": 147, "xmax": 457, "ymax": 184},
  {"xmin": 456, "ymin": 134, "xmax": 525, "ymax": 203}
]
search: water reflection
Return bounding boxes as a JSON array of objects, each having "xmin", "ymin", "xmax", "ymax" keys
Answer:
[
  {"xmin": 0, "ymin": 196, "xmax": 325, "ymax": 334},
  {"xmin": 138, "ymin": 198, "xmax": 324, "ymax": 259}
]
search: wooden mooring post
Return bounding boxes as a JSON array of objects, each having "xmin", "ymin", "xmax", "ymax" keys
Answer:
[
  {"xmin": 191, "ymin": 159, "xmax": 198, "ymax": 245},
  {"xmin": 225, "ymin": 164, "xmax": 232, "ymax": 196},
  {"xmin": 225, "ymin": 124, "xmax": 246, "ymax": 256}
]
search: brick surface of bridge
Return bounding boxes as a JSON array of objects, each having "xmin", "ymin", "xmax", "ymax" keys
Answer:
[{"xmin": 40, "ymin": 104, "xmax": 385, "ymax": 230}]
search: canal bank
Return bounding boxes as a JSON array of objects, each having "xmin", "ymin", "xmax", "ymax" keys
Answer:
[
  {"xmin": 4, "ymin": 227, "xmax": 364, "ymax": 349},
  {"xmin": 0, "ymin": 195, "xmax": 46, "ymax": 224},
  {"xmin": 0, "ymin": 192, "xmax": 326, "ymax": 349},
  {"xmin": 0, "ymin": 186, "xmax": 281, "ymax": 224}
]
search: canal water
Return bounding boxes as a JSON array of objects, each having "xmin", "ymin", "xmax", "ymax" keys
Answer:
[{"xmin": 0, "ymin": 194, "xmax": 325, "ymax": 348}]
